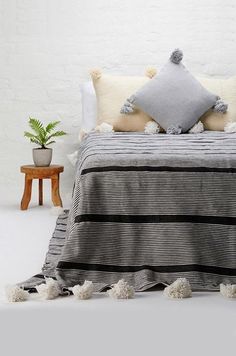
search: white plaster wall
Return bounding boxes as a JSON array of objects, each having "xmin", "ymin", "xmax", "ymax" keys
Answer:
[{"xmin": 0, "ymin": 0, "xmax": 236, "ymax": 200}]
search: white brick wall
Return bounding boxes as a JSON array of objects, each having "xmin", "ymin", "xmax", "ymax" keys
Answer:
[{"xmin": 1, "ymin": 0, "xmax": 236, "ymax": 199}]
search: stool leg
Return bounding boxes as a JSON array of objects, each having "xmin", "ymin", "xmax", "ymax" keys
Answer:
[
  {"xmin": 51, "ymin": 174, "xmax": 62, "ymax": 207},
  {"xmin": 21, "ymin": 174, "xmax": 33, "ymax": 210},
  {"xmin": 39, "ymin": 179, "xmax": 43, "ymax": 205}
]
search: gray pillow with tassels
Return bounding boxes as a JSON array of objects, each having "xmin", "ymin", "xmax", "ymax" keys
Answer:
[{"xmin": 121, "ymin": 49, "xmax": 228, "ymax": 134}]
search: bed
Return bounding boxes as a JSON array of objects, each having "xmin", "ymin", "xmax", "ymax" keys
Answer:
[
  {"xmin": 37, "ymin": 130, "xmax": 235, "ymax": 292},
  {"xmin": 20, "ymin": 130, "xmax": 236, "ymax": 292}
]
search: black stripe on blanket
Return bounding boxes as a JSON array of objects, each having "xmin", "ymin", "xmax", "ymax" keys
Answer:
[
  {"xmin": 33, "ymin": 274, "xmax": 57, "ymax": 280},
  {"xmin": 57, "ymin": 262, "xmax": 236, "ymax": 276},
  {"xmin": 75, "ymin": 214, "xmax": 236, "ymax": 225},
  {"xmin": 81, "ymin": 166, "xmax": 236, "ymax": 175}
]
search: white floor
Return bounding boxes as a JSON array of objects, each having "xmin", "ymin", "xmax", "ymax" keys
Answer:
[{"xmin": 0, "ymin": 190, "xmax": 236, "ymax": 356}]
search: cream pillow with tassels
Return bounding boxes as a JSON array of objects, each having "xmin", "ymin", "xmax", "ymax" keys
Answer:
[
  {"xmin": 90, "ymin": 68, "xmax": 156, "ymax": 132},
  {"xmin": 198, "ymin": 76, "xmax": 236, "ymax": 130}
]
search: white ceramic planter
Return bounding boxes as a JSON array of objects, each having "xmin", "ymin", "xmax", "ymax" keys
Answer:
[{"xmin": 32, "ymin": 148, "xmax": 52, "ymax": 167}]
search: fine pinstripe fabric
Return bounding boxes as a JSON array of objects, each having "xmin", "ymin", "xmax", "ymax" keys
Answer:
[
  {"xmin": 19, "ymin": 132, "xmax": 236, "ymax": 292},
  {"xmin": 54, "ymin": 131, "xmax": 236, "ymax": 291}
]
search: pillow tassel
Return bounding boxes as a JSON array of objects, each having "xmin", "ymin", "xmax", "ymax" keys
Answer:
[
  {"xmin": 166, "ymin": 125, "xmax": 182, "ymax": 135},
  {"xmin": 120, "ymin": 100, "xmax": 135, "ymax": 114},
  {"xmin": 188, "ymin": 121, "xmax": 204, "ymax": 134},
  {"xmin": 144, "ymin": 121, "xmax": 161, "ymax": 134},
  {"xmin": 120, "ymin": 95, "xmax": 136, "ymax": 114},
  {"xmin": 90, "ymin": 68, "xmax": 102, "ymax": 80},
  {"xmin": 170, "ymin": 49, "xmax": 183, "ymax": 64},
  {"xmin": 224, "ymin": 122, "xmax": 236, "ymax": 133},
  {"xmin": 213, "ymin": 99, "xmax": 228, "ymax": 113},
  {"xmin": 95, "ymin": 122, "xmax": 114, "ymax": 133},
  {"xmin": 145, "ymin": 66, "xmax": 157, "ymax": 78}
]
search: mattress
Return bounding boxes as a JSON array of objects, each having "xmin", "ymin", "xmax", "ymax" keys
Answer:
[{"xmin": 53, "ymin": 131, "xmax": 236, "ymax": 291}]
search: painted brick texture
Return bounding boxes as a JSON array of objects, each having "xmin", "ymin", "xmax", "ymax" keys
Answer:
[{"xmin": 0, "ymin": 0, "xmax": 236, "ymax": 195}]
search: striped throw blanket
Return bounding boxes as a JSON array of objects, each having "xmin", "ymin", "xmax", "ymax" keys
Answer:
[{"xmin": 20, "ymin": 132, "xmax": 236, "ymax": 291}]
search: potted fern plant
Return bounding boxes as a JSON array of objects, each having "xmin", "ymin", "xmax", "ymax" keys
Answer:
[{"xmin": 24, "ymin": 118, "xmax": 67, "ymax": 167}]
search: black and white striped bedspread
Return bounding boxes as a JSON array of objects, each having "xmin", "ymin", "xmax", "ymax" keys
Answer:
[{"xmin": 56, "ymin": 132, "xmax": 236, "ymax": 291}]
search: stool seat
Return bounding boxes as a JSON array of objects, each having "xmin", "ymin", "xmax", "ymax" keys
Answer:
[{"xmin": 20, "ymin": 165, "xmax": 64, "ymax": 210}]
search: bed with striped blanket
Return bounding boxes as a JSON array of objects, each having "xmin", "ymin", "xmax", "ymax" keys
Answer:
[
  {"xmin": 51, "ymin": 131, "xmax": 236, "ymax": 291},
  {"xmin": 19, "ymin": 131, "xmax": 236, "ymax": 292}
]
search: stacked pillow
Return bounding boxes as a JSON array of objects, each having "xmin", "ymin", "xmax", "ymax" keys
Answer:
[
  {"xmin": 120, "ymin": 49, "xmax": 228, "ymax": 134},
  {"xmin": 83, "ymin": 50, "xmax": 231, "ymax": 134},
  {"xmin": 198, "ymin": 76, "xmax": 236, "ymax": 131},
  {"xmin": 90, "ymin": 68, "xmax": 157, "ymax": 132}
]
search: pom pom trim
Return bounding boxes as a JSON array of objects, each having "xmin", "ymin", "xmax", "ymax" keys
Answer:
[
  {"xmin": 213, "ymin": 99, "xmax": 228, "ymax": 113},
  {"xmin": 188, "ymin": 121, "xmax": 204, "ymax": 134},
  {"xmin": 145, "ymin": 67, "xmax": 157, "ymax": 78},
  {"xmin": 144, "ymin": 121, "xmax": 161, "ymax": 134},
  {"xmin": 79, "ymin": 128, "xmax": 90, "ymax": 142},
  {"xmin": 166, "ymin": 125, "xmax": 182, "ymax": 135},
  {"xmin": 90, "ymin": 68, "xmax": 102, "ymax": 80},
  {"xmin": 107, "ymin": 279, "xmax": 135, "ymax": 299},
  {"xmin": 50, "ymin": 206, "xmax": 64, "ymax": 216},
  {"xmin": 36, "ymin": 277, "xmax": 60, "ymax": 300},
  {"xmin": 120, "ymin": 95, "xmax": 136, "ymax": 114},
  {"xmin": 5, "ymin": 285, "xmax": 29, "ymax": 303},
  {"xmin": 95, "ymin": 122, "xmax": 114, "ymax": 133},
  {"xmin": 224, "ymin": 122, "xmax": 236, "ymax": 133},
  {"xmin": 72, "ymin": 281, "xmax": 94, "ymax": 300},
  {"xmin": 220, "ymin": 283, "xmax": 236, "ymax": 298},
  {"xmin": 170, "ymin": 49, "xmax": 183, "ymax": 64},
  {"xmin": 164, "ymin": 278, "xmax": 192, "ymax": 299}
]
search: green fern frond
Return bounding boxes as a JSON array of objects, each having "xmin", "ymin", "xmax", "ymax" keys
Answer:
[
  {"xmin": 24, "ymin": 131, "xmax": 39, "ymax": 140},
  {"xmin": 28, "ymin": 118, "xmax": 44, "ymax": 135},
  {"xmin": 48, "ymin": 131, "xmax": 67, "ymax": 138},
  {"xmin": 45, "ymin": 131, "xmax": 67, "ymax": 143},
  {"xmin": 45, "ymin": 121, "xmax": 60, "ymax": 134},
  {"xmin": 29, "ymin": 138, "xmax": 42, "ymax": 145}
]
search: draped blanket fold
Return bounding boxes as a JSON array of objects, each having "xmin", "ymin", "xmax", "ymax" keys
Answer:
[{"xmin": 20, "ymin": 132, "xmax": 236, "ymax": 291}]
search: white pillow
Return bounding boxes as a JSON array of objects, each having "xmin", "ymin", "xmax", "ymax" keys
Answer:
[{"xmin": 80, "ymin": 81, "xmax": 97, "ymax": 131}]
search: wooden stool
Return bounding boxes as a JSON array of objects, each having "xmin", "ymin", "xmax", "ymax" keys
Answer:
[{"xmin": 20, "ymin": 165, "xmax": 64, "ymax": 210}]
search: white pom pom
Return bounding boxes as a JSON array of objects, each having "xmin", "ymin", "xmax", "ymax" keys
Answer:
[
  {"xmin": 144, "ymin": 121, "xmax": 161, "ymax": 134},
  {"xmin": 224, "ymin": 122, "xmax": 236, "ymax": 133},
  {"xmin": 163, "ymin": 278, "xmax": 192, "ymax": 299},
  {"xmin": 90, "ymin": 68, "xmax": 102, "ymax": 80},
  {"xmin": 145, "ymin": 67, "xmax": 157, "ymax": 78},
  {"xmin": 50, "ymin": 206, "xmax": 64, "ymax": 216},
  {"xmin": 36, "ymin": 278, "xmax": 60, "ymax": 300},
  {"xmin": 5, "ymin": 285, "xmax": 29, "ymax": 303},
  {"xmin": 95, "ymin": 122, "xmax": 114, "ymax": 133},
  {"xmin": 107, "ymin": 279, "xmax": 135, "ymax": 299},
  {"xmin": 67, "ymin": 150, "xmax": 78, "ymax": 167},
  {"xmin": 72, "ymin": 280, "xmax": 94, "ymax": 300},
  {"xmin": 220, "ymin": 283, "xmax": 236, "ymax": 298},
  {"xmin": 79, "ymin": 128, "xmax": 89, "ymax": 142},
  {"xmin": 188, "ymin": 121, "xmax": 204, "ymax": 134}
]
